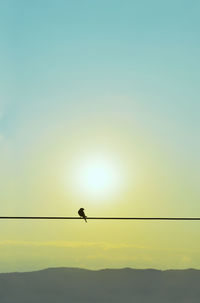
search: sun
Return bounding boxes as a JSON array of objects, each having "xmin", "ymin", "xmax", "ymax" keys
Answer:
[{"xmin": 74, "ymin": 155, "xmax": 121, "ymax": 199}]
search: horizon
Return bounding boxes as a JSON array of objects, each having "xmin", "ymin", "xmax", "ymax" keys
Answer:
[{"xmin": 0, "ymin": 266, "xmax": 199, "ymax": 275}]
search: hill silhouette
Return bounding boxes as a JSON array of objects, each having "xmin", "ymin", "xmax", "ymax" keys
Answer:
[{"xmin": 0, "ymin": 267, "xmax": 199, "ymax": 302}]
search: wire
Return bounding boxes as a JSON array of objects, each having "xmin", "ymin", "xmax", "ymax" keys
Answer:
[{"xmin": 0, "ymin": 216, "xmax": 200, "ymax": 220}]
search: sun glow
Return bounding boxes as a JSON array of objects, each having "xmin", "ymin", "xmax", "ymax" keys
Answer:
[{"xmin": 73, "ymin": 156, "xmax": 122, "ymax": 199}]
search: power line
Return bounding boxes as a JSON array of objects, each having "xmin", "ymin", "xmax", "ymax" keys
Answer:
[{"xmin": 0, "ymin": 216, "xmax": 200, "ymax": 220}]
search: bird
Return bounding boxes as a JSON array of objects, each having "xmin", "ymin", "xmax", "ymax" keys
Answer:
[{"xmin": 78, "ymin": 208, "xmax": 87, "ymax": 223}]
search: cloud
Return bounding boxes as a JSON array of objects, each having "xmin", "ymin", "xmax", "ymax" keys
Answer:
[
  {"xmin": 0, "ymin": 240, "xmax": 144, "ymax": 250},
  {"xmin": 0, "ymin": 240, "xmax": 199, "ymax": 272},
  {"xmin": 0, "ymin": 240, "xmax": 199, "ymax": 256}
]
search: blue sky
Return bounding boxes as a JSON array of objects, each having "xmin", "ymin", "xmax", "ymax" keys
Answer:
[
  {"xmin": 1, "ymin": 0, "xmax": 199, "ymax": 184},
  {"xmin": 1, "ymin": 0, "xmax": 199, "ymax": 134}
]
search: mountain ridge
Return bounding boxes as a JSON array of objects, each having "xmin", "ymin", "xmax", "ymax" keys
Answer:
[
  {"xmin": 0, "ymin": 267, "xmax": 199, "ymax": 302},
  {"xmin": 0, "ymin": 266, "xmax": 198, "ymax": 275}
]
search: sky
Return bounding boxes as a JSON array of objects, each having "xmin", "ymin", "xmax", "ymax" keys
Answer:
[{"xmin": 0, "ymin": 0, "xmax": 199, "ymax": 272}]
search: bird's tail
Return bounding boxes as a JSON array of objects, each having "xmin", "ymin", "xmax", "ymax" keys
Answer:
[{"xmin": 84, "ymin": 217, "xmax": 87, "ymax": 223}]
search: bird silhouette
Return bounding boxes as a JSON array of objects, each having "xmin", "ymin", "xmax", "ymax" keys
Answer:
[{"xmin": 78, "ymin": 208, "xmax": 87, "ymax": 223}]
